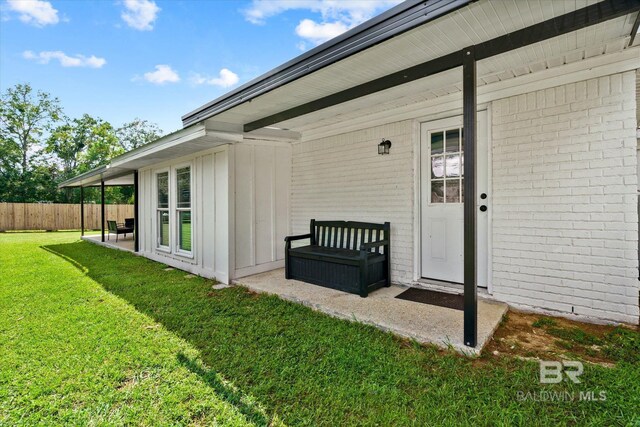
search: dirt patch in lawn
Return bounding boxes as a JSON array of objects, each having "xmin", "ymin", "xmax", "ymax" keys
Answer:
[{"xmin": 483, "ymin": 310, "xmax": 639, "ymax": 366}]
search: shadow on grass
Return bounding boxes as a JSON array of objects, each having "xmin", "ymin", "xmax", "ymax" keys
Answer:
[
  {"xmin": 43, "ymin": 242, "xmax": 275, "ymax": 426},
  {"xmin": 42, "ymin": 240, "xmax": 633, "ymax": 426},
  {"xmin": 176, "ymin": 353, "xmax": 274, "ymax": 426}
]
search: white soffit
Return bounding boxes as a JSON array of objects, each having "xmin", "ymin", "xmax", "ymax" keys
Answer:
[
  {"xmin": 274, "ymin": 13, "xmax": 637, "ymax": 134},
  {"xmin": 100, "ymin": 174, "xmax": 134, "ymax": 186},
  {"xmin": 210, "ymin": 0, "xmax": 619, "ymax": 126}
]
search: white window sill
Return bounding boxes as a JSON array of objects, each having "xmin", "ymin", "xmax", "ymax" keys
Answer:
[{"xmin": 175, "ymin": 250, "xmax": 194, "ymax": 260}]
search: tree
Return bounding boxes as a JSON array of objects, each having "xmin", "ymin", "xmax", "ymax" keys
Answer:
[
  {"xmin": 1, "ymin": 83, "xmax": 162, "ymax": 203},
  {"xmin": 0, "ymin": 84, "xmax": 62, "ymax": 174},
  {"xmin": 0, "ymin": 84, "xmax": 62, "ymax": 201},
  {"xmin": 79, "ymin": 119, "xmax": 123, "ymax": 171},
  {"xmin": 47, "ymin": 114, "xmax": 128, "ymax": 203},
  {"xmin": 115, "ymin": 118, "xmax": 162, "ymax": 151},
  {"xmin": 48, "ymin": 114, "xmax": 124, "ymax": 178}
]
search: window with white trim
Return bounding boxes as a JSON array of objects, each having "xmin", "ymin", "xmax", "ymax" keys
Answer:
[
  {"xmin": 175, "ymin": 166, "xmax": 192, "ymax": 253},
  {"xmin": 156, "ymin": 171, "xmax": 169, "ymax": 249},
  {"xmin": 430, "ymin": 128, "xmax": 464, "ymax": 203}
]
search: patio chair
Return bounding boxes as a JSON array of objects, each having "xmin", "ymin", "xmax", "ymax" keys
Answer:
[
  {"xmin": 107, "ymin": 220, "xmax": 134, "ymax": 242},
  {"xmin": 124, "ymin": 217, "xmax": 135, "ymax": 229}
]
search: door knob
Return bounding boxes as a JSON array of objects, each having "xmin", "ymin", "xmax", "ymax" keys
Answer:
[
  {"xmin": 479, "ymin": 205, "xmax": 487, "ymax": 212},
  {"xmin": 480, "ymin": 193, "xmax": 487, "ymax": 199}
]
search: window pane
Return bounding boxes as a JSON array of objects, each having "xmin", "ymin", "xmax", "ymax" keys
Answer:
[
  {"xmin": 159, "ymin": 210, "xmax": 169, "ymax": 247},
  {"xmin": 445, "ymin": 129, "xmax": 460, "ymax": 153},
  {"xmin": 431, "ymin": 132, "xmax": 443, "ymax": 155},
  {"xmin": 157, "ymin": 172, "xmax": 168, "ymax": 208},
  {"xmin": 445, "ymin": 154, "xmax": 461, "ymax": 177},
  {"xmin": 431, "ymin": 180, "xmax": 444, "ymax": 203},
  {"xmin": 446, "ymin": 180, "xmax": 460, "ymax": 203},
  {"xmin": 431, "ymin": 156, "xmax": 444, "ymax": 179},
  {"xmin": 179, "ymin": 211, "xmax": 191, "ymax": 252},
  {"xmin": 176, "ymin": 167, "xmax": 191, "ymax": 209}
]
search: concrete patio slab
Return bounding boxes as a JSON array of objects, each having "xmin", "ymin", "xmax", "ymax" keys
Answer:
[
  {"xmin": 82, "ymin": 234, "xmax": 135, "ymax": 253},
  {"xmin": 235, "ymin": 269, "xmax": 508, "ymax": 355}
]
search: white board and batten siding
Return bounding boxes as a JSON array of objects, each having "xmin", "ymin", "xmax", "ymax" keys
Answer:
[
  {"xmin": 138, "ymin": 146, "xmax": 231, "ymax": 282},
  {"xmin": 234, "ymin": 142, "xmax": 291, "ymax": 278},
  {"xmin": 138, "ymin": 141, "xmax": 291, "ymax": 284}
]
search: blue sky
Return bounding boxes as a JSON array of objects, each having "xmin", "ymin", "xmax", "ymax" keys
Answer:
[{"xmin": 1, "ymin": 0, "xmax": 400, "ymax": 134}]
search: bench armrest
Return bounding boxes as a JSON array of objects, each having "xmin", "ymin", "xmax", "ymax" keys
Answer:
[
  {"xmin": 360, "ymin": 239, "xmax": 389, "ymax": 251},
  {"xmin": 284, "ymin": 233, "xmax": 311, "ymax": 243}
]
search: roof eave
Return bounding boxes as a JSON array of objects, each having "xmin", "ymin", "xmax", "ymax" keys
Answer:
[{"xmin": 180, "ymin": 0, "xmax": 471, "ymax": 127}]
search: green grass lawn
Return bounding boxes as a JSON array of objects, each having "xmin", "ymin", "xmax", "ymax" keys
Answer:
[{"xmin": 1, "ymin": 232, "xmax": 639, "ymax": 426}]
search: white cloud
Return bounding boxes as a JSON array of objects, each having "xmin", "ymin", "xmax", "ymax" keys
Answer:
[
  {"xmin": 6, "ymin": 0, "xmax": 59, "ymax": 26},
  {"xmin": 242, "ymin": 0, "xmax": 401, "ymax": 45},
  {"xmin": 143, "ymin": 65, "xmax": 180, "ymax": 84},
  {"xmin": 295, "ymin": 19, "xmax": 348, "ymax": 44},
  {"xmin": 23, "ymin": 50, "xmax": 106, "ymax": 68},
  {"xmin": 191, "ymin": 68, "xmax": 239, "ymax": 88},
  {"xmin": 121, "ymin": 0, "xmax": 159, "ymax": 31}
]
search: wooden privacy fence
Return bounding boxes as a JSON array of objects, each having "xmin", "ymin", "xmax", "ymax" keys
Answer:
[{"xmin": 0, "ymin": 203, "xmax": 134, "ymax": 231}]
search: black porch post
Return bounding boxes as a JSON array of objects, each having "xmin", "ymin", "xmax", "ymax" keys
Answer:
[
  {"xmin": 463, "ymin": 46, "xmax": 477, "ymax": 348},
  {"xmin": 80, "ymin": 186, "xmax": 84, "ymax": 237},
  {"xmin": 101, "ymin": 180, "xmax": 105, "ymax": 242},
  {"xmin": 134, "ymin": 171, "xmax": 139, "ymax": 252}
]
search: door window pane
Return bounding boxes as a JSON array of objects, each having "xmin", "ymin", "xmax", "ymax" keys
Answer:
[
  {"xmin": 431, "ymin": 132, "xmax": 443, "ymax": 155},
  {"xmin": 445, "ymin": 154, "xmax": 461, "ymax": 177},
  {"xmin": 431, "ymin": 180, "xmax": 444, "ymax": 203},
  {"xmin": 446, "ymin": 180, "xmax": 460, "ymax": 203},
  {"xmin": 445, "ymin": 129, "xmax": 460, "ymax": 153},
  {"xmin": 431, "ymin": 156, "xmax": 444, "ymax": 179},
  {"xmin": 157, "ymin": 172, "xmax": 168, "ymax": 208},
  {"xmin": 176, "ymin": 167, "xmax": 191, "ymax": 209},
  {"xmin": 159, "ymin": 211, "xmax": 169, "ymax": 246},
  {"xmin": 179, "ymin": 211, "xmax": 191, "ymax": 252}
]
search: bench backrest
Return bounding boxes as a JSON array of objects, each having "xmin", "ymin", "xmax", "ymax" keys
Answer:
[
  {"xmin": 124, "ymin": 218, "xmax": 134, "ymax": 228},
  {"xmin": 107, "ymin": 220, "xmax": 118, "ymax": 232},
  {"xmin": 310, "ymin": 219, "xmax": 390, "ymax": 251}
]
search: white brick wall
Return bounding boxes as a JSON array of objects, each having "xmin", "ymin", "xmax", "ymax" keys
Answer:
[
  {"xmin": 491, "ymin": 71, "xmax": 639, "ymax": 324},
  {"xmin": 290, "ymin": 71, "xmax": 639, "ymax": 325},
  {"xmin": 290, "ymin": 121, "xmax": 415, "ymax": 284}
]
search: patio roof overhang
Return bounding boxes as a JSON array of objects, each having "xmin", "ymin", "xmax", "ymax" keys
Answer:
[
  {"xmin": 59, "ymin": 121, "xmax": 302, "ymax": 188},
  {"xmin": 187, "ymin": 0, "xmax": 639, "ymax": 138},
  {"xmin": 58, "ymin": 123, "xmax": 244, "ymax": 188}
]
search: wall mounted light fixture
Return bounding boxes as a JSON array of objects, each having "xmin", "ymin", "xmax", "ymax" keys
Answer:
[{"xmin": 378, "ymin": 139, "xmax": 392, "ymax": 155}]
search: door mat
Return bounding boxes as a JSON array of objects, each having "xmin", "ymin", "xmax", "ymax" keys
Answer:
[{"xmin": 395, "ymin": 288, "xmax": 464, "ymax": 310}]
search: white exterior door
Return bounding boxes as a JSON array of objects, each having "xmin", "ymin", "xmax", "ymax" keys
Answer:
[{"xmin": 420, "ymin": 112, "xmax": 488, "ymax": 287}]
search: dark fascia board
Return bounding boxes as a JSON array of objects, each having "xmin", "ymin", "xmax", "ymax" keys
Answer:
[
  {"xmin": 181, "ymin": 0, "xmax": 471, "ymax": 127},
  {"xmin": 629, "ymin": 10, "xmax": 640, "ymax": 46},
  {"xmin": 244, "ymin": 0, "xmax": 640, "ymax": 132}
]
